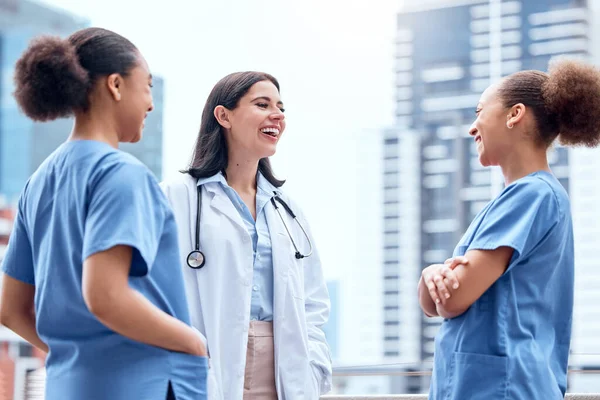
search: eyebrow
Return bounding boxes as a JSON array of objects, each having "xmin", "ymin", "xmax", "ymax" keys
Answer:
[
  {"xmin": 148, "ymin": 73, "xmax": 153, "ymax": 80},
  {"xmin": 251, "ymin": 96, "xmax": 284, "ymax": 106}
]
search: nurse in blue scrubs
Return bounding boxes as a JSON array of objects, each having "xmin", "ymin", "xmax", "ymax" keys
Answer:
[
  {"xmin": 418, "ymin": 59, "xmax": 600, "ymax": 399},
  {"xmin": 0, "ymin": 28, "xmax": 207, "ymax": 400}
]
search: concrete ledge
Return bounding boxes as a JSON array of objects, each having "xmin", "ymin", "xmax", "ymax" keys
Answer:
[{"xmin": 322, "ymin": 395, "xmax": 599, "ymax": 400}]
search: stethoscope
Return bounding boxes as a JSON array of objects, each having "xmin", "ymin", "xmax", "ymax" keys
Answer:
[{"xmin": 186, "ymin": 184, "xmax": 313, "ymax": 269}]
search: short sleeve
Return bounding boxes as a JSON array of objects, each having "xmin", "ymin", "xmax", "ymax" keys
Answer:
[
  {"xmin": 467, "ymin": 178, "xmax": 560, "ymax": 272},
  {"xmin": 1, "ymin": 197, "xmax": 35, "ymax": 285},
  {"xmin": 83, "ymin": 157, "xmax": 166, "ymax": 277}
]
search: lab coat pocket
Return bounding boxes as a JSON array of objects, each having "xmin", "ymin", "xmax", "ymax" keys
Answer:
[
  {"xmin": 290, "ymin": 278, "xmax": 305, "ymax": 302},
  {"xmin": 448, "ymin": 352, "xmax": 508, "ymax": 400}
]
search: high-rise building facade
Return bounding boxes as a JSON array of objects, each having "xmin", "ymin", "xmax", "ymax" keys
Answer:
[{"xmin": 0, "ymin": 0, "xmax": 164, "ymax": 203}]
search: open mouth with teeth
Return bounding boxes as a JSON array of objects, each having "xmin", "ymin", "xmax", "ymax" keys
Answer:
[{"xmin": 261, "ymin": 127, "xmax": 280, "ymax": 137}]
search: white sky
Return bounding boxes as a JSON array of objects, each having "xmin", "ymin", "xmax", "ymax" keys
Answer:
[{"xmin": 38, "ymin": 0, "xmax": 403, "ymax": 280}]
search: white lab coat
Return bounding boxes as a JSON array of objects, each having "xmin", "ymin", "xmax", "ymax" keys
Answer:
[{"xmin": 160, "ymin": 174, "xmax": 332, "ymax": 400}]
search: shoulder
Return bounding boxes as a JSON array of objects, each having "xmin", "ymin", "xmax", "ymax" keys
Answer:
[
  {"xmin": 500, "ymin": 172, "xmax": 558, "ymax": 205},
  {"xmin": 70, "ymin": 142, "xmax": 145, "ymax": 173},
  {"xmin": 160, "ymin": 173, "xmax": 196, "ymax": 192},
  {"xmin": 93, "ymin": 149, "xmax": 152, "ymax": 181},
  {"xmin": 493, "ymin": 172, "xmax": 563, "ymax": 222},
  {"xmin": 159, "ymin": 174, "xmax": 198, "ymax": 213},
  {"xmin": 89, "ymin": 152, "xmax": 164, "ymax": 205},
  {"xmin": 274, "ymin": 188, "xmax": 310, "ymax": 221}
]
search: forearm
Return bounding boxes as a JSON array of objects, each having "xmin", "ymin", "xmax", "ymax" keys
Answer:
[
  {"xmin": 2, "ymin": 310, "xmax": 48, "ymax": 353},
  {"xmin": 92, "ymin": 288, "xmax": 204, "ymax": 356},
  {"xmin": 435, "ymin": 303, "xmax": 462, "ymax": 319},
  {"xmin": 418, "ymin": 277, "xmax": 438, "ymax": 317}
]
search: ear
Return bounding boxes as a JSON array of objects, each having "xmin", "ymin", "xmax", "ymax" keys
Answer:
[
  {"xmin": 214, "ymin": 105, "xmax": 232, "ymax": 129},
  {"xmin": 506, "ymin": 103, "xmax": 526, "ymax": 128},
  {"xmin": 106, "ymin": 73, "xmax": 122, "ymax": 102}
]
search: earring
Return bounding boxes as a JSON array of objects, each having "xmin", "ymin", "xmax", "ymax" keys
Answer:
[{"xmin": 507, "ymin": 123, "xmax": 514, "ymax": 129}]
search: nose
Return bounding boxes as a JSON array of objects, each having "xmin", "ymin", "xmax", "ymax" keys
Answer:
[
  {"xmin": 148, "ymin": 102, "xmax": 154, "ymax": 113},
  {"xmin": 468, "ymin": 122, "xmax": 477, "ymax": 137},
  {"xmin": 270, "ymin": 109, "xmax": 285, "ymax": 121}
]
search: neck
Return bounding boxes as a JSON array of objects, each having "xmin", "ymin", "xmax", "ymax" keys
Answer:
[
  {"xmin": 499, "ymin": 144, "xmax": 550, "ymax": 186},
  {"xmin": 225, "ymin": 153, "xmax": 259, "ymax": 194},
  {"xmin": 69, "ymin": 109, "xmax": 119, "ymax": 148}
]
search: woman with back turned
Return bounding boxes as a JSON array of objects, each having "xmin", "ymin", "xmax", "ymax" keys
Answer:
[{"xmin": 0, "ymin": 27, "xmax": 207, "ymax": 400}]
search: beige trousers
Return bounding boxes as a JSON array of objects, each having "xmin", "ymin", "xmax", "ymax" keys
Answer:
[{"xmin": 243, "ymin": 321, "xmax": 278, "ymax": 400}]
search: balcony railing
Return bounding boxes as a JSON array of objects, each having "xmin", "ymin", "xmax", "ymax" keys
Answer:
[
  {"xmin": 321, "ymin": 396, "xmax": 600, "ymax": 400},
  {"xmin": 22, "ymin": 368, "xmax": 600, "ymax": 400}
]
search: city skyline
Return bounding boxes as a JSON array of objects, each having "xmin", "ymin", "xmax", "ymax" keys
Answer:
[
  {"xmin": 31, "ymin": 0, "xmax": 402, "ymax": 290},
  {"xmin": 386, "ymin": 0, "xmax": 599, "ymax": 393},
  {"xmin": 0, "ymin": 0, "xmax": 165, "ymax": 203},
  {"xmin": 2, "ymin": 0, "xmax": 600, "ymax": 396}
]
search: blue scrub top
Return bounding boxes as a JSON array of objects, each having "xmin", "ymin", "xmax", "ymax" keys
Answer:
[
  {"xmin": 1, "ymin": 141, "xmax": 207, "ymax": 400},
  {"xmin": 430, "ymin": 171, "xmax": 573, "ymax": 400}
]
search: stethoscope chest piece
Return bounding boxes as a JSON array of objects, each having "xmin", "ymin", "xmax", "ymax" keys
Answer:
[
  {"xmin": 187, "ymin": 250, "xmax": 206, "ymax": 269},
  {"xmin": 187, "ymin": 183, "xmax": 313, "ymax": 270}
]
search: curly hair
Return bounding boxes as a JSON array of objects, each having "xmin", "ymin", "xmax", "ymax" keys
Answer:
[
  {"xmin": 498, "ymin": 58, "xmax": 600, "ymax": 148},
  {"xmin": 13, "ymin": 27, "xmax": 139, "ymax": 122}
]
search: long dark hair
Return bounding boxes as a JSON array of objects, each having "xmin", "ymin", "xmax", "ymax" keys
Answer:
[{"xmin": 184, "ymin": 71, "xmax": 285, "ymax": 187}]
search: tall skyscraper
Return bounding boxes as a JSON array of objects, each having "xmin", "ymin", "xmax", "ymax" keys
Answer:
[
  {"xmin": 386, "ymin": 0, "xmax": 590, "ymax": 392},
  {"xmin": 0, "ymin": 0, "xmax": 86, "ymax": 201}
]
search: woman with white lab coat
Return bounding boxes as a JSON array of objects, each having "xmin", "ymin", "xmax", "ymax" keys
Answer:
[{"xmin": 161, "ymin": 71, "xmax": 332, "ymax": 400}]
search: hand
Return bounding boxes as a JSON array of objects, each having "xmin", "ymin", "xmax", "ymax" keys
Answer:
[
  {"xmin": 190, "ymin": 337, "xmax": 207, "ymax": 357},
  {"xmin": 187, "ymin": 328, "xmax": 208, "ymax": 357},
  {"xmin": 444, "ymin": 256, "xmax": 469, "ymax": 271},
  {"xmin": 422, "ymin": 256, "xmax": 468, "ymax": 305}
]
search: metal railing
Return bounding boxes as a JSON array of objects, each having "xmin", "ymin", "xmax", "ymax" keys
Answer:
[
  {"xmin": 321, "ymin": 396, "xmax": 600, "ymax": 400},
  {"xmin": 22, "ymin": 368, "xmax": 600, "ymax": 400}
]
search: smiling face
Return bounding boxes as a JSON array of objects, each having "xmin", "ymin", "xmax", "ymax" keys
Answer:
[
  {"xmin": 469, "ymin": 83, "xmax": 514, "ymax": 167},
  {"xmin": 218, "ymin": 79, "xmax": 286, "ymax": 160},
  {"xmin": 112, "ymin": 53, "xmax": 154, "ymax": 143}
]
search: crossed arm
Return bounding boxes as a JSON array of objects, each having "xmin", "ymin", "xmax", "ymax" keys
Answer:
[{"xmin": 418, "ymin": 246, "xmax": 513, "ymax": 319}]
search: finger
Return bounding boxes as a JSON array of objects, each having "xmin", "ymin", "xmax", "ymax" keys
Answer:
[
  {"xmin": 426, "ymin": 278, "xmax": 440, "ymax": 304},
  {"xmin": 434, "ymin": 274, "xmax": 450, "ymax": 302},
  {"xmin": 441, "ymin": 267, "xmax": 460, "ymax": 289},
  {"xmin": 447, "ymin": 256, "xmax": 469, "ymax": 270}
]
